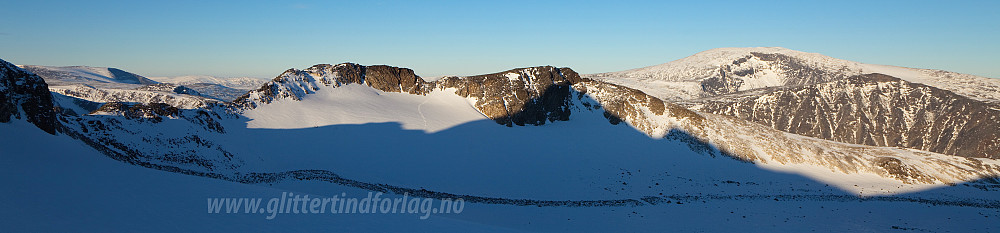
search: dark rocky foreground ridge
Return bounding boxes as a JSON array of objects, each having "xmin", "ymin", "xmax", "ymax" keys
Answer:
[
  {"xmin": 697, "ymin": 73, "xmax": 1000, "ymax": 159},
  {"xmin": 0, "ymin": 59, "xmax": 57, "ymax": 134}
]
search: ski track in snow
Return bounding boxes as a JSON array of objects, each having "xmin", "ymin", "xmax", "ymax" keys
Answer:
[{"xmin": 417, "ymin": 97, "xmax": 430, "ymax": 129}]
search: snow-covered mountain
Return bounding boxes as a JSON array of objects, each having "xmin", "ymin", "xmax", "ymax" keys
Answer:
[
  {"xmin": 588, "ymin": 47, "xmax": 1000, "ymax": 159},
  {"xmin": 586, "ymin": 47, "xmax": 1000, "ymax": 103},
  {"xmin": 3, "ymin": 56, "xmax": 1000, "ymax": 231},
  {"xmin": 20, "ymin": 65, "xmax": 226, "ymax": 109},
  {"xmin": 18, "ymin": 65, "xmax": 158, "ymax": 87},
  {"xmin": 696, "ymin": 73, "xmax": 1000, "ymax": 158}
]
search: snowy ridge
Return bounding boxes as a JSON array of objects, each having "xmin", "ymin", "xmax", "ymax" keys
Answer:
[{"xmin": 860, "ymin": 63, "xmax": 1000, "ymax": 103}]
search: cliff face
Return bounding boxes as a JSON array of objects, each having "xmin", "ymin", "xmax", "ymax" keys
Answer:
[
  {"xmin": 438, "ymin": 66, "xmax": 580, "ymax": 126},
  {"xmin": 0, "ymin": 59, "xmax": 56, "ymax": 134},
  {"xmin": 697, "ymin": 73, "xmax": 1000, "ymax": 158}
]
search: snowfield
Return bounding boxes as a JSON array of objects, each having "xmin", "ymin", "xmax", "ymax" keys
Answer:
[
  {"xmin": 3, "ymin": 108, "xmax": 999, "ymax": 232},
  {"xmin": 243, "ymin": 84, "xmax": 487, "ymax": 133}
]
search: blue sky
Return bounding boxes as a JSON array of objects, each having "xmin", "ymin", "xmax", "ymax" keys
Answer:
[{"xmin": 1, "ymin": 0, "xmax": 998, "ymax": 78}]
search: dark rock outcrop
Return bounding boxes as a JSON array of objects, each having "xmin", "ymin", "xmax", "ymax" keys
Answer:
[
  {"xmin": 92, "ymin": 102, "xmax": 180, "ymax": 122},
  {"xmin": 0, "ymin": 59, "xmax": 57, "ymax": 134},
  {"xmin": 438, "ymin": 66, "xmax": 578, "ymax": 126},
  {"xmin": 135, "ymin": 83, "xmax": 203, "ymax": 96}
]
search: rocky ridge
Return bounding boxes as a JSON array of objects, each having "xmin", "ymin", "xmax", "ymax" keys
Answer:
[{"xmin": 696, "ymin": 73, "xmax": 1000, "ymax": 158}]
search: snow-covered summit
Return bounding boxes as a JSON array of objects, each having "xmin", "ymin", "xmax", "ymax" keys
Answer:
[
  {"xmin": 586, "ymin": 47, "xmax": 1000, "ymax": 103},
  {"xmin": 596, "ymin": 47, "xmax": 857, "ymax": 81}
]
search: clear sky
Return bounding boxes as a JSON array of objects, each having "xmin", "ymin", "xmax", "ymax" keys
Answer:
[{"xmin": 1, "ymin": 0, "xmax": 998, "ymax": 79}]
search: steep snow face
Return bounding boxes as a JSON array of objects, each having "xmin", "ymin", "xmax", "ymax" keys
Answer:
[
  {"xmin": 19, "ymin": 65, "xmax": 157, "ymax": 86},
  {"xmin": 244, "ymin": 84, "xmax": 486, "ymax": 133},
  {"xmin": 586, "ymin": 47, "xmax": 1000, "ymax": 103}
]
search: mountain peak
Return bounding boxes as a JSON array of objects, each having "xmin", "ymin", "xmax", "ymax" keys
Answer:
[
  {"xmin": 19, "ymin": 65, "xmax": 157, "ymax": 86},
  {"xmin": 586, "ymin": 47, "xmax": 1000, "ymax": 103}
]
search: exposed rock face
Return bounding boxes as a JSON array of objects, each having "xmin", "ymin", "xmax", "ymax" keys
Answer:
[
  {"xmin": 0, "ymin": 59, "xmax": 57, "ymax": 134},
  {"xmin": 364, "ymin": 65, "xmax": 431, "ymax": 94},
  {"xmin": 575, "ymin": 79, "xmax": 704, "ymax": 131},
  {"xmin": 92, "ymin": 102, "xmax": 180, "ymax": 122},
  {"xmin": 697, "ymin": 73, "xmax": 1000, "ymax": 158},
  {"xmin": 438, "ymin": 66, "xmax": 579, "ymax": 126},
  {"xmin": 135, "ymin": 83, "xmax": 202, "ymax": 96}
]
